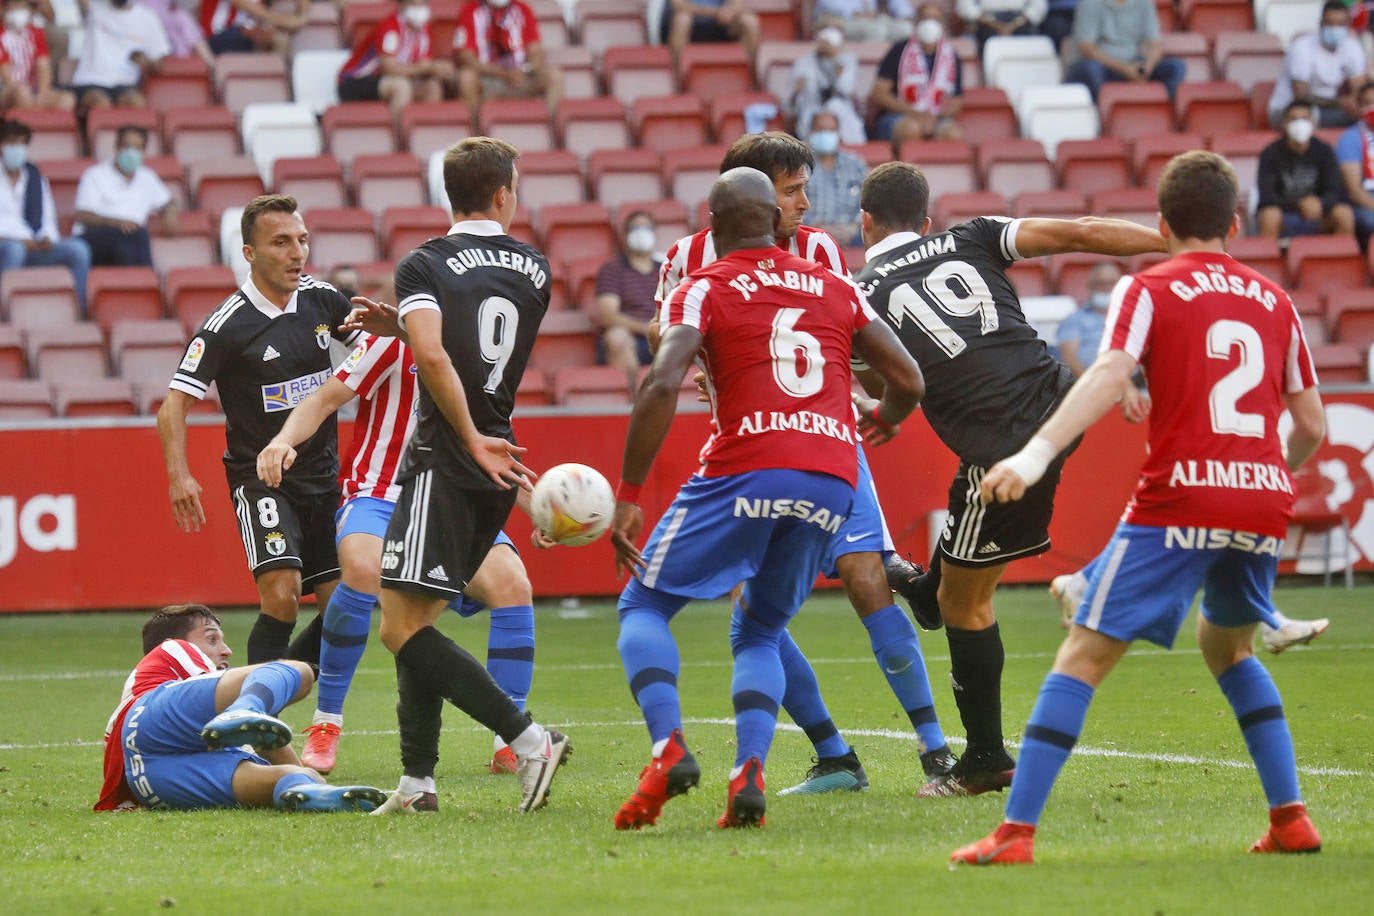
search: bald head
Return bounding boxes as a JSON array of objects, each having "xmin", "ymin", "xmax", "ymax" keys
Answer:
[{"xmin": 709, "ymin": 167, "xmax": 780, "ymax": 256}]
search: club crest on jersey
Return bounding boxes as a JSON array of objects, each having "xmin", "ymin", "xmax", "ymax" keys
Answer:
[
  {"xmin": 264, "ymin": 532, "xmax": 286, "ymax": 556},
  {"xmin": 179, "ymin": 337, "xmax": 205, "ymax": 372},
  {"xmin": 315, "ymin": 324, "xmax": 331, "ymax": 349}
]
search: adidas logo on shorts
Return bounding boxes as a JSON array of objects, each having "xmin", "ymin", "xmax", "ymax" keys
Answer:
[
  {"xmin": 426, "ymin": 565, "xmax": 450, "ymax": 582},
  {"xmin": 976, "ymin": 541, "xmax": 1001, "ymax": 555}
]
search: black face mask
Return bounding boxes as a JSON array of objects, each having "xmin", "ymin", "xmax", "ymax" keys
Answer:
[{"xmin": 111, "ymin": 0, "xmax": 130, "ymax": 8}]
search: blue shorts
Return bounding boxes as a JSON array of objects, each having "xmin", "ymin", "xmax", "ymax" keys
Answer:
[
  {"xmin": 1076, "ymin": 523, "xmax": 1284, "ymax": 648},
  {"xmin": 625, "ymin": 468, "xmax": 855, "ymax": 628},
  {"xmin": 121, "ymin": 674, "xmax": 269, "ymax": 810},
  {"xmin": 821, "ymin": 444, "xmax": 890, "ymax": 578},
  {"xmin": 336, "ymin": 495, "xmax": 514, "ymax": 617}
]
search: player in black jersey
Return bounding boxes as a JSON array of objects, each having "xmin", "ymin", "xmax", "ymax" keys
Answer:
[
  {"xmin": 158, "ymin": 194, "xmax": 360, "ymax": 664},
  {"xmin": 358, "ymin": 137, "xmax": 570, "ymax": 816},
  {"xmin": 853, "ymin": 162, "xmax": 1166, "ymax": 796}
]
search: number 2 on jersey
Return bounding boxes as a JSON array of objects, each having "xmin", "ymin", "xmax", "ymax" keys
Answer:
[
  {"xmin": 478, "ymin": 296, "xmax": 519, "ymax": 393},
  {"xmin": 885, "ymin": 260, "xmax": 997, "ymax": 358},
  {"xmin": 1207, "ymin": 319, "xmax": 1265, "ymax": 438}
]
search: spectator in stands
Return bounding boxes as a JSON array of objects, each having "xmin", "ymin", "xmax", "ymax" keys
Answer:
[
  {"xmin": 802, "ymin": 111, "xmax": 867, "ymax": 246},
  {"xmin": 1055, "ymin": 261, "xmax": 1120, "ymax": 377},
  {"xmin": 1065, "ymin": 0, "xmax": 1183, "ymax": 102},
  {"xmin": 327, "ymin": 264, "xmax": 360, "ymax": 300},
  {"xmin": 0, "ymin": 119, "xmax": 91, "ymax": 313},
  {"xmin": 1335, "ymin": 80, "xmax": 1374, "ymax": 248},
  {"xmin": 869, "ymin": 2, "xmax": 963, "ymax": 148},
  {"xmin": 958, "ymin": 0, "xmax": 1047, "ymax": 53},
  {"xmin": 142, "ymin": 0, "xmax": 215, "ymax": 68},
  {"xmin": 1268, "ymin": 1, "xmax": 1366, "ymax": 130},
  {"xmin": 595, "ymin": 209, "xmax": 661, "ymax": 396},
  {"xmin": 340, "ymin": 0, "xmax": 454, "ymax": 121},
  {"xmin": 70, "ymin": 0, "xmax": 171, "ymax": 114},
  {"xmin": 0, "ymin": 0, "xmax": 74, "ymax": 111},
  {"xmin": 813, "ymin": 1, "xmax": 915, "ymax": 43},
  {"xmin": 199, "ymin": 0, "xmax": 306, "ymax": 55},
  {"xmin": 662, "ymin": 1, "xmax": 761, "ymax": 68},
  {"xmin": 789, "ymin": 26, "xmax": 867, "ymax": 145},
  {"xmin": 1257, "ymin": 101, "xmax": 1355, "ymax": 243},
  {"xmin": 453, "ymin": 0, "xmax": 561, "ymax": 121},
  {"xmin": 73, "ymin": 126, "xmax": 178, "ymax": 268},
  {"xmin": 1040, "ymin": 0, "xmax": 1078, "ymax": 52}
]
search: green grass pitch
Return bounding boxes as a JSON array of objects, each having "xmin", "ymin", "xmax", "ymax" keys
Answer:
[{"xmin": 1, "ymin": 583, "xmax": 1371, "ymax": 914}]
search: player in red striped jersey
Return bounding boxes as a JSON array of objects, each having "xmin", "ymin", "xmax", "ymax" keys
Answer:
[
  {"xmin": 97, "ymin": 604, "xmax": 386, "ymax": 813},
  {"xmin": 257, "ymin": 332, "xmax": 546, "ymax": 789},
  {"xmin": 0, "ymin": 0, "xmax": 73, "ymax": 111}
]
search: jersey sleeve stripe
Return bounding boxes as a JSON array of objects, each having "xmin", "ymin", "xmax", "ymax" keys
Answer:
[
  {"xmin": 1103, "ymin": 275, "xmax": 1152, "ymax": 360},
  {"xmin": 808, "ymin": 230, "xmax": 850, "ymax": 277},
  {"xmin": 203, "ymin": 296, "xmax": 243, "ymax": 333},
  {"xmin": 1285, "ymin": 314, "xmax": 1319, "ymax": 392},
  {"xmin": 397, "ymin": 293, "xmax": 439, "ymax": 315},
  {"xmin": 670, "ymin": 276, "xmax": 710, "ymax": 330},
  {"xmin": 656, "ymin": 238, "xmax": 686, "ymax": 304},
  {"xmin": 169, "ymin": 375, "xmax": 208, "ymax": 398},
  {"xmin": 1000, "ymin": 219, "xmax": 1026, "ymax": 262}
]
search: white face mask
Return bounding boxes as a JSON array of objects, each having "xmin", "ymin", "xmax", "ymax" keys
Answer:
[
  {"xmin": 916, "ymin": 18, "xmax": 944, "ymax": 45},
  {"xmin": 402, "ymin": 5, "xmax": 430, "ymax": 28},
  {"xmin": 626, "ymin": 225, "xmax": 656, "ymax": 254},
  {"xmin": 487, "ymin": 0, "xmax": 511, "ymax": 8},
  {"xmin": 5, "ymin": 8, "xmax": 29, "ymax": 29},
  {"xmin": 1286, "ymin": 117, "xmax": 1315, "ymax": 145}
]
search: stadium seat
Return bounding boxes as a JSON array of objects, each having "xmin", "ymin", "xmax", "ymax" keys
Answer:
[
  {"xmin": 1098, "ymin": 82, "xmax": 1174, "ymax": 145},
  {"xmin": 27, "ymin": 322, "xmax": 107, "ymax": 381},
  {"xmin": 54, "ymin": 378, "xmax": 138, "ymax": 417},
  {"xmin": 0, "ymin": 324, "xmax": 25, "ymax": 379},
  {"xmin": 981, "ymin": 35, "xmax": 1061, "ymax": 107},
  {"xmin": 1, "ymin": 267, "xmax": 79, "ymax": 330},
  {"xmin": 1208, "ymin": 130, "xmax": 1273, "ymax": 197},
  {"xmin": 847, "ymin": 141, "xmax": 898, "ymax": 169},
  {"xmin": 290, "ymin": 0, "xmax": 344, "ymax": 54},
  {"xmin": 110, "ymin": 319, "xmax": 186, "ymax": 386},
  {"xmin": 613, "ymin": 198, "xmax": 691, "ymax": 253},
  {"xmin": 1287, "ymin": 236, "xmax": 1366, "ymax": 295},
  {"xmin": 1006, "ymin": 259, "xmax": 1049, "ymax": 298},
  {"xmin": 352, "ymin": 153, "xmax": 426, "ymax": 213},
  {"xmin": 379, "ymin": 206, "xmax": 450, "ymax": 262},
  {"xmin": 1227, "ymin": 237, "xmax": 1287, "ymax": 286},
  {"xmin": 528, "ymin": 0, "xmax": 568, "ymax": 48},
  {"xmin": 1181, "ymin": 0, "xmax": 1255, "ymax": 38},
  {"xmin": 539, "ymin": 203, "xmax": 617, "ymax": 266},
  {"xmin": 144, "ymin": 56, "xmax": 213, "ymax": 111},
  {"xmin": 554, "ymin": 365, "xmax": 632, "ymax": 407},
  {"xmin": 43, "ymin": 158, "xmax": 92, "ymax": 233},
  {"xmin": 933, "ymin": 191, "xmax": 1009, "ymax": 230},
  {"xmin": 162, "ymin": 106, "xmax": 240, "ymax": 162},
  {"xmin": 478, "ymin": 98, "xmax": 554, "ymax": 153},
  {"xmin": 137, "ymin": 379, "xmax": 223, "ymax": 416},
  {"xmin": 0, "ymin": 379, "xmax": 55, "ymax": 418},
  {"xmin": 341, "ymin": 0, "xmax": 391, "ymax": 43},
  {"xmin": 399, "ymin": 101, "xmax": 473, "ymax": 162},
  {"xmin": 86, "ymin": 267, "xmax": 163, "ymax": 335},
  {"xmin": 575, "ymin": 0, "xmax": 650, "ymax": 56},
  {"xmin": 955, "ymin": 87, "xmax": 1020, "ymax": 145},
  {"xmin": 678, "ymin": 43, "xmax": 754, "ymax": 98},
  {"xmin": 140, "ymin": 155, "xmax": 188, "ymax": 213},
  {"xmin": 191, "ymin": 157, "xmax": 266, "ymax": 219},
  {"xmin": 850, "ymin": 39, "xmax": 894, "ymax": 101},
  {"xmin": 1175, "ymin": 81, "xmax": 1250, "ymax": 136},
  {"xmin": 528, "ymin": 310, "xmax": 599, "ymax": 372},
  {"xmin": 273, "ymin": 155, "xmax": 348, "ymax": 211},
  {"xmin": 167, "ymin": 265, "xmax": 238, "ymax": 333},
  {"xmin": 710, "ymin": 91, "xmax": 784, "ymax": 144},
  {"xmin": 217, "ymin": 206, "xmax": 249, "ymax": 281},
  {"xmin": 545, "ymin": 45, "xmax": 597, "ymax": 99},
  {"xmin": 1128, "ymin": 251, "xmax": 1168, "ymax": 275},
  {"xmin": 6, "ymin": 108, "xmax": 80, "ymax": 159},
  {"xmin": 1263, "ymin": 0, "xmax": 1324, "ymax": 45},
  {"xmin": 213, "ymin": 53, "xmax": 290, "ymax": 116},
  {"xmin": 1327, "ymin": 289, "xmax": 1374, "ymax": 351},
  {"xmin": 1013, "ymin": 189, "xmax": 1088, "ymax": 220},
  {"xmin": 1213, "ymin": 30, "xmax": 1285, "ymax": 92},
  {"xmin": 561, "ymin": 254, "xmax": 606, "ymax": 313},
  {"xmin": 1309, "ymin": 342, "xmax": 1366, "ymax": 384},
  {"xmin": 508, "ymin": 203, "xmax": 537, "ymax": 247},
  {"xmin": 755, "ymin": 41, "xmax": 813, "ymax": 101},
  {"xmin": 1049, "ymin": 253, "xmax": 1120, "ymax": 302},
  {"xmin": 86, "ymin": 108, "xmax": 161, "ymax": 163},
  {"xmin": 951, "ymin": 34, "xmax": 984, "ymax": 90},
  {"xmin": 1056, "ymin": 138, "xmax": 1131, "ymax": 197},
  {"xmin": 1157, "ymin": 31, "xmax": 1215, "ymax": 83},
  {"xmin": 978, "ymin": 139, "xmax": 1053, "ymax": 198},
  {"xmin": 663, "ymin": 146, "xmax": 731, "ymax": 213},
  {"xmin": 602, "ymin": 45, "xmax": 676, "ymax": 107},
  {"xmin": 897, "ymin": 140, "xmax": 979, "ymax": 195},
  {"xmin": 321, "ymin": 103, "xmax": 398, "ymax": 169},
  {"xmin": 632, "ymin": 94, "xmax": 709, "ymax": 156},
  {"xmin": 1019, "ymin": 294, "xmax": 1078, "ymax": 345},
  {"xmin": 151, "ymin": 209, "xmax": 216, "ymax": 274},
  {"xmin": 1018, "ymin": 84, "xmax": 1099, "ymax": 158},
  {"xmin": 753, "ymin": 0, "xmax": 799, "ymax": 42},
  {"xmin": 291, "ymin": 48, "xmax": 350, "ymax": 116},
  {"xmin": 241, "ymin": 102, "xmax": 323, "ymax": 185},
  {"xmin": 517, "ymin": 150, "xmax": 586, "ymax": 211},
  {"xmin": 1133, "ymin": 133, "xmax": 1206, "ymax": 188},
  {"xmin": 556, "ymin": 97, "xmax": 631, "ymax": 163},
  {"xmin": 1090, "ymin": 188, "xmax": 1161, "ymax": 228},
  {"xmin": 514, "ymin": 367, "xmax": 552, "ymax": 408},
  {"xmin": 304, "ymin": 208, "xmax": 380, "ymax": 271}
]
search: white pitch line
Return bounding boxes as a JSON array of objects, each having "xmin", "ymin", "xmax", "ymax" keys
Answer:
[{"xmin": 2, "ymin": 717, "xmax": 1366, "ymax": 778}]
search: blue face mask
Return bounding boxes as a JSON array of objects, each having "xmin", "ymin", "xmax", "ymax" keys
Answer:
[
  {"xmin": 1, "ymin": 143, "xmax": 27, "ymax": 172},
  {"xmin": 1320, "ymin": 25, "xmax": 1346, "ymax": 49},
  {"xmin": 810, "ymin": 130, "xmax": 840, "ymax": 155},
  {"xmin": 116, "ymin": 147, "xmax": 143, "ymax": 174}
]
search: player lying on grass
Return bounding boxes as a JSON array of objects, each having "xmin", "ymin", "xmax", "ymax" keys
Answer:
[{"xmin": 96, "ymin": 603, "xmax": 387, "ymax": 813}]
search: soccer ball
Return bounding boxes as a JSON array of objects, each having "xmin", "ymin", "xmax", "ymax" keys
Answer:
[{"xmin": 530, "ymin": 463, "xmax": 615, "ymax": 546}]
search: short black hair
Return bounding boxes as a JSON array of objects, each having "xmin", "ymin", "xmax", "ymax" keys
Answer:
[
  {"xmin": 1283, "ymin": 100, "xmax": 1314, "ymax": 119},
  {"xmin": 142, "ymin": 604, "xmax": 221, "ymax": 654},
  {"xmin": 1322, "ymin": 0, "xmax": 1350, "ymax": 19},
  {"xmin": 720, "ymin": 131, "xmax": 814, "ymax": 183},
  {"xmin": 115, "ymin": 125, "xmax": 149, "ymax": 148},
  {"xmin": 443, "ymin": 136, "xmax": 520, "ymax": 216},
  {"xmin": 1157, "ymin": 150, "xmax": 1237, "ymax": 242},
  {"xmin": 240, "ymin": 193, "xmax": 299, "ymax": 247},
  {"xmin": 860, "ymin": 161, "xmax": 930, "ymax": 233},
  {"xmin": 0, "ymin": 119, "xmax": 32, "ymax": 144}
]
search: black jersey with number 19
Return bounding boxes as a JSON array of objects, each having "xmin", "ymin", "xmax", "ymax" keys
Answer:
[
  {"xmin": 393, "ymin": 224, "xmax": 551, "ymax": 490},
  {"xmin": 854, "ymin": 217, "xmax": 1073, "ymax": 467}
]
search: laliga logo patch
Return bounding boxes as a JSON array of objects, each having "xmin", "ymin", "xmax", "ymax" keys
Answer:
[
  {"xmin": 264, "ymin": 531, "xmax": 286, "ymax": 557},
  {"xmin": 180, "ymin": 337, "xmax": 205, "ymax": 373},
  {"xmin": 341, "ymin": 342, "xmax": 366, "ymax": 372},
  {"xmin": 315, "ymin": 324, "xmax": 330, "ymax": 349}
]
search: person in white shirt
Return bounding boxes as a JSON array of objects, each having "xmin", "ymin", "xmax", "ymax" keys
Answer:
[
  {"xmin": 0, "ymin": 118, "xmax": 91, "ymax": 312},
  {"xmin": 70, "ymin": 0, "xmax": 172, "ymax": 114},
  {"xmin": 73, "ymin": 125, "xmax": 177, "ymax": 267},
  {"xmin": 1268, "ymin": 1, "xmax": 1368, "ymax": 129},
  {"xmin": 789, "ymin": 26, "xmax": 867, "ymax": 145},
  {"xmin": 813, "ymin": 0, "xmax": 916, "ymax": 43},
  {"xmin": 957, "ymin": 0, "xmax": 1046, "ymax": 53}
]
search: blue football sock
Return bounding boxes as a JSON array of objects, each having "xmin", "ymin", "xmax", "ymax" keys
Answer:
[
  {"xmin": 730, "ymin": 607, "xmax": 785, "ymax": 767},
  {"xmin": 271, "ymin": 771, "xmax": 321, "ymax": 809},
  {"xmin": 779, "ymin": 627, "xmax": 850, "ymax": 759},
  {"xmin": 1217, "ymin": 656, "xmax": 1302, "ymax": 807},
  {"xmin": 486, "ymin": 604, "xmax": 535, "ymax": 711},
  {"xmin": 1006, "ymin": 672, "xmax": 1095, "ymax": 826},
  {"xmin": 863, "ymin": 604, "xmax": 946, "ymax": 753},
  {"xmin": 316, "ymin": 583, "xmax": 375, "ymax": 717},
  {"xmin": 225, "ymin": 661, "xmax": 303, "ymax": 716},
  {"xmin": 617, "ymin": 580, "xmax": 687, "ymax": 744}
]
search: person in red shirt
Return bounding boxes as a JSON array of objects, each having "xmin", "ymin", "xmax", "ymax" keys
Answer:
[
  {"xmin": 0, "ymin": 0, "xmax": 74, "ymax": 111},
  {"xmin": 339, "ymin": 0, "xmax": 453, "ymax": 119},
  {"xmin": 200, "ymin": 0, "xmax": 305, "ymax": 55},
  {"xmin": 608, "ymin": 167, "xmax": 925, "ymax": 830},
  {"xmin": 452, "ymin": 0, "xmax": 560, "ymax": 121},
  {"xmin": 954, "ymin": 150, "xmax": 1328, "ymax": 865}
]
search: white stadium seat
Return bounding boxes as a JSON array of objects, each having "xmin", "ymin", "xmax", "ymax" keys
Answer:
[
  {"xmin": 240, "ymin": 102, "xmax": 322, "ymax": 186},
  {"xmin": 1020, "ymin": 295, "xmax": 1079, "ymax": 345},
  {"xmin": 219, "ymin": 207, "xmax": 250, "ymax": 283},
  {"xmin": 983, "ymin": 36, "xmax": 1061, "ymax": 106},
  {"xmin": 1017, "ymin": 84, "xmax": 1099, "ymax": 159},
  {"xmin": 1263, "ymin": 0, "xmax": 1324, "ymax": 46},
  {"xmin": 292, "ymin": 49, "xmax": 350, "ymax": 117}
]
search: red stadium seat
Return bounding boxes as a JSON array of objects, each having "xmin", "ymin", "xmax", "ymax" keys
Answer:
[
  {"xmin": 87, "ymin": 267, "xmax": 164, "ymax": 336},
  {"xmin": 1133, "ymin": 133, "xmax": 1206, "ymax": 188},
  {"xmin": 514, "ymin": 367, "xmax": 552, "ymax": 408},
  {"xmin": 43, "ymin": 158, "xmax": 93, "ymax": 233},
  {"xmin": 1213, "ymin": 31, "xmax": 1285, "ymax": 92},
  {"xmin": 304, "ymin": 208, "xmax": 380, "ymax": 271},
  {"xmin": 478, "ymin": 98, "xmax": 555, "ymax": 154},
  {"xmin": 380, "ymin": 206, "xmax": 451, "ymax": 262},
  {"xmin": 190, "ymin": 157, "xmax": 266, "ymax": 219},
  {"xmin": 1157, "ymin": 31, "xmax": 1214, "ymax": 83},
  {"xmin": 162, "ymin": 106, "xmax": 240, "ymax": 162},
  {"xmin": 27, "ymin": 322, "xmax": 107, "ymax": 381},
  {"xmin": 562, "ymin": 255, "xmax": 606, "ymax": 313},
  {"xmin": 86, "ymin": 108, "xmax": 161, "ymax": 162},
  {"xmin": 321, "ymin": 102, "xmax": 398, "ymax": 168},
  {"xmin": 1049, "ymin": 253, "xmax": 1121, "ymax": 301},
  {"xmin": 587, "ymin": 149, "xmax": 664, "ymax": 211},
  {"xmin": 632, "ymin": 94, "xmax": 709, "ymax": 156},
  {"xmin": 1287, "ymin": 236, "xmax": 1367, "ymax": 296},
  {"xmin": 151, "ymin": 209, "xmax": 215, "ymax": 274},
  {"xmin": 1327, "ymin": 289, "xmax": 1374, "ymax": 351},
  {"xmin": 1309, "ymin": 342, "xmax": 1367, "ymax": 384},
  {"xmin": 755, "ymin": 40, "xmax": 813, "ymax": 101},
  {"xmin": 554, "ymin": 365, "xmax": 632, "ymax": 407},
  {"xmin": 54, "ymin": 379, "xmax": 138, "ymax": 417},
  {"xmin": 1056, "ymin": 138, "xmax": 1131, "ymax": 198},
  {"xmin": 341, "ymin": 0, "xmax": 391, "ymax": 44},
  {"xmin": 143, "ymin": 155, "xmax": 189, "ymax": 212},
  {"xmin": 0, "ymin": 379, "xmax": 55, "ymax": 419},
  {"xmin": 527, "ymin": 310, "xmax": 599, "ymax": 371},
  {"xmin": 213, "ymin": 53, "xmax": 290, "ymax": 116},
  {"xmin": 0, "ymin": 266, "xmax": 79, "ymax": 330},
  {"xmin": 1180, "ymin": 0, "xmax": 1255, "ymax": 40},
  {"xmin": 1090, "ymin": 187, "xmax": 1161, "ymax": 228},
  {"xmin": 847, "ymin": 141, "xmax": 897, "ymax": 169},
  {"xmin": 556, "ymin": 97, "xmax": 631, "ymax": 162},
  {"xmin": 352, "ymin": 153, "xmax": 427, "ymax": 213},
  {"xmin": 978, "ymin": 139, "xmax": 1053, "ymax": 199},
  {"xmin": 291, "ymin": 0, "xmax": 343, "ymax": 53},
  {"xmin": 663, "ymin": 145, "xmax": 731, "ymax": 213},
  {"xmin": 166, "ymin": 265, "xmax": 237, "ymax": 334},
  {"xmin": 955, "ymin": 87, "xmax": 1020, "ymax": 145},
  {"xmin": 273, "ymin": 155, "xmax": 347, "ymax": 211},
  {"xmin": 138, "ymin": 379, "xmax": 223, "ymax": 417},
  {"xmin": 509, "ymin": 203, "xmax": 537, "ymax": 247},
  {"xmin": 110, "ymin": 319, "xmax": 187, "ymax": 386},
  {"xmin": 1006, "ymin": 259, "xmax": 1049, "ymax": 298},
  {"xmin": 1013, "ymin": 189, "xmax": 1087, "ymax": 220},
  {"xmin": 678, "ymin": 43, "xmax": 754, "ymax": 98},
  {"xmin": 539, "ymin": 203, "xmax": 617, "ymax": 266},
  {"xmin": 545, "ymin": 45, "xmax": 597, "ymax": 99},
  {"xmin": 1098, "ymin": 82, "xmax": 1174, "ymax": 146},
  {"xmin": 1208, "ymin": 130, "xmax": 1273, "ymax": 197},
  {"xmin": 896, "ymin": 141, "xmax": 978, "ymax": 194},
  {"xmin": 145, "ymin": 56, "xmax": 213, "ymax": 110},
  {"xmin": 753, "ymin": 0, "xmax": 799, "ymax": 42},
  {"xmin": 528, "ymin": 0, "xmax": 569, "ymax": 49},
  {"xmin": 1228, "ymin": 237, "xmax": 1287, "ymax": 287},
  {"xmin": 6, "ymin": 108, "xmax": 80, "ymax": 159},
  {"xmin": 1176, "ymin": 81, "xmax": 1251, "ymax": 136},
  {"xmin": 933, "ymin": 191, "xmax": 1009, "ymax": 231},
  {"xmin": 602, "ymin": 45, "xmax": 676, "ymax": 107},
  {"xmin": 710, "ymin": 92, "xmax": 784, "ymax": 145},
  {"xmin": 398, "ymin": 101, "xmax": 473, "ymax": 162},
  {"xmin": 518, "ymin": 150, "xmax": 586, "ymax": 210},
  {"xmin": 0, "ymin": 325, "xmax": 25, "ymax": 379},
  {"xmin": 575, "ymin": 0, "xmax": 650, "ymax": 57}
]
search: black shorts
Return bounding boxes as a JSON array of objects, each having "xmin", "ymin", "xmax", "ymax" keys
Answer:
[
  {"xmin": 230, "ymin": 480, "xmax": 341, "ymax": 593},
  {"xmin": 380, "ymin": 468, "xmax": 518, "ymax": 600},
  {"xmin": 338, "ymin": 75, "xmax": 382, "ymax": 102},
  {"xmin": 936, "ymin": 453, "xmax": 1072, "ymax": 568}
]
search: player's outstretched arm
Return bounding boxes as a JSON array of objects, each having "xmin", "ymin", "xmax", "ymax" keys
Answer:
[
  {"xmin": 1283, "ymin": 387, "xmax": 1326, "ymax": 472},
  {"xmin": 1013, "ymin": 216, "xmax": 1167, "ymax": 260},
  {"xmin": 852, "ymin": 319, "xmax": 924, "ymax": 446},
  {"xmin": 156, "ymin": 389, "xmax": 206, "ymax": 533},
  {"xmin": 257, "ymin": 378, "xmax": 358, "ymax": 488},
  {"xmin": 342, "ymin": 296, "xmax": 406, "ymax": 342}
]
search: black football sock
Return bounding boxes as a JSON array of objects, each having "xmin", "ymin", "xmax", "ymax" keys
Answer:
[
  {"xmin": 395, "ymin": 626, "xmax": 531, "ymax": 744},
  {"xmin": 285, "ymin": 612, "xmax": 323, "ymax": 671},
  {"xmin": 396, "ymin": 655, "xmax": 443, "ymax": 780},
  {"xmin": 945, "ymin": 622, "xmax": 1008, "ymax": 763},
  {"xmin": 246, "ymin": 613, "xmax": 294, "ymax": 664}
]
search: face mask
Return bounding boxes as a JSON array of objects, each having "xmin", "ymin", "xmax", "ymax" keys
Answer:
[
  {"xmin": 1, "ymin": 143, "xmax": 27, "ymax": 172},
  {"xmin": 1319, "ymin": 26, "xmax": 1346, "ymax": 49},
  {"xmin": 626, "ymin": 225, "xmax": 656, "ymax": 254},
  {"xmin": 810, "ymin": 130, "xmax": 840, "ymax": 155},
  {"xmin": 5, "ymin": 8, "xmax": 30, "ymax": 29},
  {"xmin": 116, "ymin": 147, "xmax": 143, "ymax": 173},
  {"xmin": 487, "ymin": 0, "xmax": 510, "ymax": 8},
  {"xmin": 916, "ymin": 19, "xmax": 944, "ymax": 45},
  {"xmin": 1088, "ymin": 291, "xmax": 1111, "ymax": 311},
  {"xmin": 1286, "ymin": 117, "xmax": 1315, "ymax": 145},
  {"xmin": 110, "ymin": 0, "xmax": 130, "ymax": 8},
  {"xmin": 402, "ymin": 5, "xmax": 430, "ymax": 28}
]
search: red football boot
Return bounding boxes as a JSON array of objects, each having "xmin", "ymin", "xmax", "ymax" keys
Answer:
[
  {"xmin": 717, "ymin": 757, "xmax": 766, "ymax": 829},
  {"xmin": 614, "ymin": 729, "xmax": 700, "ymax": 830},
  {"xmin": 950, "ymin": 822, "xmax": 1036, "ymax": 865},
  {"xmin": 1250, "ymin": 803, "xmax": 1322, "ymax": 854}
]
